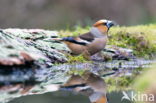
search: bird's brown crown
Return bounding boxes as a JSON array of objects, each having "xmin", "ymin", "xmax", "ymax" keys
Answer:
[{"xmin": 93, "ymin": 19, "xmax": 114, "ymax": 33}]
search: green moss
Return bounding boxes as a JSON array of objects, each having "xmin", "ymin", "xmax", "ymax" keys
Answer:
[
  {"xmin": 104, "ymin": 67, "xmax": 146, "ymax": 92},
  {"xmin": 105, "ymin": 75, "xmax": 136, "ymax": 92},
  {"xmin": 67, "ymin": 54, "xmax": 90, "ymax": 63},
  {"xmin": 109, "ymin": 24, "xmax": 156, "ymax": 58}
]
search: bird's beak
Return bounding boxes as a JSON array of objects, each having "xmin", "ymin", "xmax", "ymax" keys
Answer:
[{"xmin": 106, "ymin": 21, "xmax": 115, "ymax": 28}]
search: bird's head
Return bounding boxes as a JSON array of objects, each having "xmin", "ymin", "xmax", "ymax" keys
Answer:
[
  {"xmin": 90, "ymin": 95, "xmax": 108, "ymax": 103},
  {"xmin": 93, "ymin": 19, "xmax": 115, "ymax": 34}
]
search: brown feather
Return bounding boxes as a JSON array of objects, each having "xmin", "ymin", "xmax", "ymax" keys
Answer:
[
  {"xmin": 79, "ymin": 32, "xmax": 95, "ymax": 42},
  {"xmin": 93, "ymin": 96, "xmax": 107, "ymax": 103}
]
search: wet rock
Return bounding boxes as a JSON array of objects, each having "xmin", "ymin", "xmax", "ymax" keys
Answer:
[
  {"xmin": 102, "ymin": 45, "xmax": 135, "ymax": 60},
  {"xmin": 0, "ymin": 60, "xmax": 155, "ymax": 103},
  {"xmin": 91, "ymin": 45, "xmax": 135, "ymax": 61},
  {"xmin": 0, "ymin": 29, "xmax": 70, "ymax": 68}
]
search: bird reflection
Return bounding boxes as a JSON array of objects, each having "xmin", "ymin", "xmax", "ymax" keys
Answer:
[{"xmin": 60, "ymin": 71, "xmax": 108, "ymax": 103}]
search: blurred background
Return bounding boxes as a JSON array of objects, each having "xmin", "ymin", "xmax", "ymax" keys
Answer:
[{"xmin": 0, "ymin": 0, "xmax": 156, "ymax": 29}]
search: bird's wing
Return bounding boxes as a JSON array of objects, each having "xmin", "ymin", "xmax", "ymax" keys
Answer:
[
  {"xmin": 60, "ymin": 75, "xmax": 88, "ymax": 91},
  {"xmin": 51, "ymin": 32, "xmax": 94, "ymax": 45},
  {"xmin": 79, "ymin": 32, "xmax": 95, "ymax": 42},
  {"xmin": 61, "ymin": 36, "xmax": 90, "ymax": 45}
]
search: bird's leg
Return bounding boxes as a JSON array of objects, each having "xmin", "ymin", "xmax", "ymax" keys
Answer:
[
  {"xmin": 90, "ymin": 52, "xmax": 105, "ymax": 61},
  {"xmin": 96, "ymin": 51, "xmax": 112, "ymax": 61},
  {"xmin": 96, "ymin": 52, "xmax": 103, "ymax": 57},
  {"xmin": 82, "ymin": 50, "xmax": 91, "ymax": 60}
]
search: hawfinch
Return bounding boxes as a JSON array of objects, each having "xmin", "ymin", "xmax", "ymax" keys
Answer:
[
  {"xmin": 54, "ymin": 19, "xmax": 114, "ymax": 59},
  {"xmin": 60, "ymin": 72, "xmax": 108, "ymax": 103}
]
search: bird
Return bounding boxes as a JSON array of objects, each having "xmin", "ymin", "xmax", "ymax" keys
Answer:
[
  {"xmin": 60, "ymin": 71, "xmax": 108, "ymax": 103},
  {"xmin": 53, "ymin": 19, "xmax": 115, "ymax": 60}
]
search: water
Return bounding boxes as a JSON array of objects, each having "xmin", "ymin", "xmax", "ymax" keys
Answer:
[
  {"xmin": 8, "ymin": 91, "xmax": 90, "ymax": 103},
  {"xmin": 0, "ymin": 59, "xmax": 155, "ymax": 103},
  {"xmin": 0, "ymin": 59, "xmax": 155, "ymax": 84},
  {"xmin": 8, "ymin": 90, "xmax": 132, "ymax": 103}
]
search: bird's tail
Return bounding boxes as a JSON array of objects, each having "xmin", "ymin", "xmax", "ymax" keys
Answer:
[
  {"xmin": 51, "ymin": 38, "xmax": 63, "ymax": 41},
  {"xmin": 51, "ymin": 37, "xmax": 73, "ymax": 41},
  {"xmin": 43, "ymin": 37, "xmax": 64, "ymax": 41},
  {"xmin": 44, "ymin": 37, "xmax": 75, "ymax": 42},
  {"xmin": 46, "ymin": 37, "xmax": 87, "ymax": 45}
]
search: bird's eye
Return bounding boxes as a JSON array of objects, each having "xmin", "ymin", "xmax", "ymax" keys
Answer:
[{"xmin": 103, "ymin": 23, "xmax": 107, "ymax": 25}]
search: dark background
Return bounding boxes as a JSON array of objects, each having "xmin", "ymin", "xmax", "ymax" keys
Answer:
[{"xmin": 0, "ymin": 0, "xmax": 156, "ymax": 29}]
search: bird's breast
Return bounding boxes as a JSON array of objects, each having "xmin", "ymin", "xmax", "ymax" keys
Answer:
[
  {"xmin": 87, "ymin": 37, "xmax": 107, "ymax": 55},
  {"xmin": 64, "ymin": 41, "xmax": 86, "ymax": 55}
]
